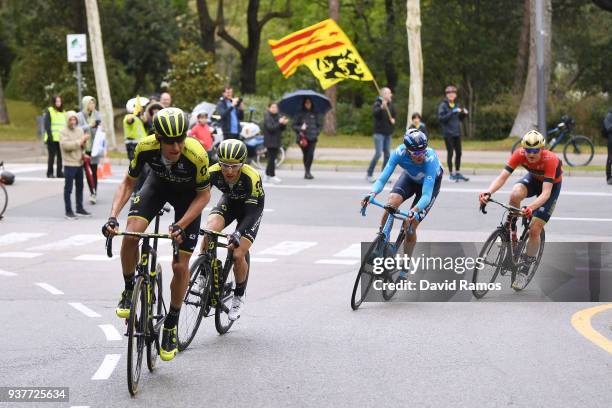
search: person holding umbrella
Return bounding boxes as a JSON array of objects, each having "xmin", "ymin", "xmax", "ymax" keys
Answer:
[{"xmin": 279, "ymin": 90, "xmax": 330, "ymax": 180}]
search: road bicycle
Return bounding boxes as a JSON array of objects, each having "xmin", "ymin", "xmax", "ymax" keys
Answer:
[
  {"xmin": 351, "ymin": 198, "xmax": 414, "ymax": 310},
  {"xmin": 105, "ymin": 208, "xmax": 178, "ymax": 396},
  {"xmin": 177, "ymin": 228, "xmax": 250, "ymax": 351},
  {"xmin": 472, "ymin": 198, "xmax": 545, "ymax": 299},
  {"xmin": 511, "ymin": 116, "xmax": 594, "ymax": 167},
  {"xmin": 0, "ymin": 161, "xmax": 8, "ymax": 220}
]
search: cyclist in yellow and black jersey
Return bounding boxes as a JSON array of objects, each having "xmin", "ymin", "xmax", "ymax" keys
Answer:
[
  {"xmin": 102, "ymin": 107, "xmax": 211, "ymax": 362},
  {"xmin": 200, "ymin": 139, "xmax": 265, "ymax": 322}
]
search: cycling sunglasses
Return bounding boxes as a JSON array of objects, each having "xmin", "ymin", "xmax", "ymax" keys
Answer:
[
  {"xmin": 219, "ymin": 162, "xmax": 243, "ymax": 170},
  {"xmin": 408, "ymin": 149, "xmax": 427, "ymax": 157},
  {"xmin": 159, "ymin": 135, "xmax": 186, "ymax": 145},
  {"xmin": 524, "ymin": 148, "xmax": 541, "ymax": 154}
]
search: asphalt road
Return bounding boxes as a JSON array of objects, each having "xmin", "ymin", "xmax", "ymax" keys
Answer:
[{"xmin": 0, "ymin": 164, "xmax": 611, "ymax": 408}]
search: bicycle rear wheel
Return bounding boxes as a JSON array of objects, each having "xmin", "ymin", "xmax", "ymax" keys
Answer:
[
  {"xmin": 146, "ymin": 264, "xmax": 163, "ymax": 371},
  {"xmin": 127, "ymin": 277, "xmax": 147, "ymax": 396},
  {"xmin": 512, "ymin": 229, "xmax": 545, "ymax": 291},
  {"xmin": 215, "ymin": 252, "xmax": 249, "ymax": 334},
  {"xmin": 510, "ymin": 139, "xmax": 522, "ymax": 154},
  {"xmin": 255, "ymin": 147, "xmax": 286, "ymax": 170},
  {"xmin": 351, "ymin": 236, "xmax": 383, "ymax": 310},
  {"xmin": 0, "ymin": 183, "xmax": 7, "ymax": 219},
  {"xmin": 472, "ymin": 229, "xmax": 507, "ymax": 299},
  {"xmin": 178, "ymin": 256, "xmax": 212, "ymax": 351},
  {"xmin": 563, "ymin": 135, "xmax": 594, "ymax": 167}
]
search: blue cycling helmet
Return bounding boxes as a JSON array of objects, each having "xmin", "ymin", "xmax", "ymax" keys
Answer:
[{"xmin": 403, "ymin": 128, "xmax": 428, "ymax": 152}]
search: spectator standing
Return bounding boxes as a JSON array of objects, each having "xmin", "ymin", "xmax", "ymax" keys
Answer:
[
  {"xmin": 292, "ymin": 97, "xmax": 322, "ymax": 180},
  {"xmin": 123, "ymin": 111, "xmax": 146, "ymax": 162},
  {"xmin": 604, "ymin": 108, "xmax": 612, "ymax": 185},
  {"xmin": 44, "ymin": 95, "xmax": 66, "ymax": 178},
  {"xmin": 77, "ymin": 96, "xmax": 103, "ymax": 204},
  {"xmin": 262, "ymin": 102, "xmax": 288, "ymax": 183},
  {"xmin": 216, "ymin": 87, "xmax": 244, "ymax": 140},
  {"xmin": 144, "ymin": 101, "xmax": 163, "ymax": 133},
  {"xmin": 160, "ymin": 92, "xmax": 172, "ymax": 108},
  {"xmin": 366, "ymin": 87, "xmax": 396, "ymax": 183},
  {"xmin": 438, "ymin": 85, "xmax": 469, "ymax": 182},
  {"xmin": 188, "ymin": 113, "xmax": 214, "ymax": 153},
  {"xmin": 408, "ymin": 112, "xmax": 429, "ymax": 137},
  {"xmin": 59, "ymin": 111, "xmax": 91, "ymax": 219}
]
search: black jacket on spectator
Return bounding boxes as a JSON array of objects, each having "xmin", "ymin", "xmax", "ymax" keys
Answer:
[
  {"xmin": 372, "ymin": 97, "xmax": 396, "ymax": 135},
  {"xmin": 263, "ymin": 112, "xmax": 286, "ymax": 148},
  {"xmin": 292, "ymin": 111, "xmax": 322, "ymax": 142},
  {"xmin": 216, "ymin": 97, "xmax": 244, "ymax": 136},
  {"xmin": 408, "ymin": 122, "xmax": 429, "ymax": 137},
  {"xmin": 438, "ymin": 99, "xmax": 467, "ymax": 138},
  {"xmin": 604, "ymin": 110, "xmax": 612, "ymax": 139}
]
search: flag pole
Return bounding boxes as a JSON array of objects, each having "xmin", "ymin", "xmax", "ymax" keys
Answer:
[{"xmin": 371, "ymin": 76, "xmax": 393, "ymax": 122}]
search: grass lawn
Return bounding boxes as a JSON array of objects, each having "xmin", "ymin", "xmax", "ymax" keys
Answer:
[{"xmin": 0, "ymin": 99, "xmax": 40, "ymax": 141}]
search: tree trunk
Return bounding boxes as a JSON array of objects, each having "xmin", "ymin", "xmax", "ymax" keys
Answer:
[
  {"xmin": 323, "ymin": 0, "xmax": 340, "ymax": 135},
  {"xmin": 196, "ymin": 0, "xmax": 217, "ymax": 57},
  {"xmin": 512, "ymin": 0, "xmax": 530, "ymax": 94},
  {"xmin": 593, "ymin": 0, "xmax": 612, "ymax": 12},
  {"xmin": 217, "ymin": 0, "xmax": 291, "ymax": 94},
  {"xmin": 383, "ymin": 0, "xmax": 398, "ymax": 90},
  {"xmin": 84, "ymin": 0, "xmax": 116, "ymax": 148},
  {"xmin": 406, "ymin": 0, "xmax": 423, "ymax": 120},
  {"xmin": 0, "ymin": 75, "xmax": 9, "ymax": 125},
  {"xmin": 510, "ymin": 0, "xmax": 551, "ymax": 138}
]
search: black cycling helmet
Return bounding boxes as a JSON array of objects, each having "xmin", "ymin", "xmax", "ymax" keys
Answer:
[
  {"xmin": 403, "ymin": 128, "xmax": 428, "ymax": 152},
  {"xmin": 153, "ymin": 107, "xmax": 188, "ymax": 141},
  {"xmin": 217, "ymin": 139, "xmax": 247, "ymax": 164}
]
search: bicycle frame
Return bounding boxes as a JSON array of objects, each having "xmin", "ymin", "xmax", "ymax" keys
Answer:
[
  {"xmin": 362, "ymin": 198, "xmax": 413, "ymax": 254},
  {"xmin": 198, "ymin": 228, "xmax": 232, "ymax": 312}
]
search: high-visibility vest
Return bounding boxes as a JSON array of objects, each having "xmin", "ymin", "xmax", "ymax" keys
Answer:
[
  {"xmin": 45, "ymin": 107, "xmax": 66, "ymax": 142},
  {"xmin": 123, "ymin": 114, "xmax": 146, "ymax": 142}
]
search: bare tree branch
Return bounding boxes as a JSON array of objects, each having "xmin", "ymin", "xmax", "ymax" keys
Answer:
[
  {"xmin": 216, "ymin": 0, "xmax": 247, "ymax": 55},
  {"xmin": 258, "ymin": 0, "xmax": 292, "ymax": 30}
]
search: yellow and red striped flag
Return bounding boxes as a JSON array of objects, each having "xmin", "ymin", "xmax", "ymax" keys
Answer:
[{"xmin": 268, "ymin": 19, "xmax": 373, "ymax": 89}]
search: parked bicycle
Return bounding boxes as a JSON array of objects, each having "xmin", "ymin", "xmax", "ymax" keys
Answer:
[
  {"xmin": 0, "ymin": 162, "xmax": 7, "ymax": 220},
  {"xmin": 105, "ymin": 208, "xmax": 178, "ymax": 396},
  {"xmin": 472, "ymin": 197, "xmax": 545, "ymax": 299},
  {"xmin": 511, "ymin": 115, "xmax": 594, "ymax": 167},
  {"xmin": 351, "ymin": 198, "xmax": 414, "ymax": 310},
  {"xmin": 177, "ymin": 228, "xmax": 249, "ymax": 351}
]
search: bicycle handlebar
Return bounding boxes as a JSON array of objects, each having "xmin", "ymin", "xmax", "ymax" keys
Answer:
[
  {"xmin": 480, "ymin": 197, "xmax": 523, "ymax": 216},
  {"xmin": 106, "ymin": 231, "xmax": 179, "ymax": 262},
  {"xmin": 361, "ymin": 198, "xmax": 411, "ymax": 219}
]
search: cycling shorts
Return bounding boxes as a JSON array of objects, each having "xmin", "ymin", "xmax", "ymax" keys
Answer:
[
  {"xmin": 517, "ymin": 173, "xmax": 561, "ymax": 223},
  {"xmin": 209, "ymin": 195, "xmax": 264, "ymax": 243},
  {"xmin": 390, "ymin": 171, "xmax": 442, "ymax": 220}
]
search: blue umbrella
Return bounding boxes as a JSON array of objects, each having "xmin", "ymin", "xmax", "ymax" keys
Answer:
[{"xmin": 278, "ymin": 89, "xmax": 331, "ymax": 117}]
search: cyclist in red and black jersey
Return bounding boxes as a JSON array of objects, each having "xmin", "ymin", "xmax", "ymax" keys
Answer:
[{"xmin": 478, "ymin": 130, "xmax": 562, "ymax": 289}]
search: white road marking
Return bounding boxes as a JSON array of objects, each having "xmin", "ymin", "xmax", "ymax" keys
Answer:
[
  {"xmin": 70, "ymin": 406, "xmax": 90, "ymax": 408},
  {"xmin": 551, "ymin": 217, "xmax": 612, "ymax": 222},
  {"xmin": 333, "ymin": 243, "xmax": 362, "ymax": 258},
  {"xmin": 0, "ymin": 269, "xmax": 17, "ymax": 277},
  {"xmin": 0, "ymin": 252, "xmax": 43, "ymax": 258},
  {"xmin": 263, "ymin": 209, "xmax": 275, "ymax": 212},
  {"xmin": 251, "ymin": 257, "xmax": 277, "ymax": 263},
  {"xmin": 91, "ymin": 354, "xmax": 121, "ymax": 380},
  {"xmin": 259, "ymin": 241, "xmax": 317, "ymax": 256},
  {"xmin": 315, "ymin": 259, "xmax": 359, "ymax": 265},
  {"xmin": 29, "ymin": 234, "xmax": 104, "ymax": 251},
  {"xmin": 68, "ymin": 302, "xmax": 101, "ymax": 318},
  {"xmin": 157, "ymin": 255, "xmax": 173, "ymax": 262},
  {"xmin": 35, "ymin": 282, "xmax": 64, "ymax": 295},
  {"xmin": 73, "ymin": 254, "xmax": 118, "ymax": 261},
  {"xmin": 7, "ymin": 165, "xmax": 46, "ymax": 174},
  {"xmin": 98, "ymin": 324, "xmax": 122, "ymax": 341},
  {"xmin": 0, "ymin": 232, "xmax": 46, "ymax": 247}
]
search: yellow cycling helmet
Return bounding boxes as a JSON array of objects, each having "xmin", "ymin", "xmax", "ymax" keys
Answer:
[
  {"xmin": 521, "ymin": 130, "xmax": 545, "ymax": 149},
  {"xmin": 153, "ymin": 107, "xmax": 188, "ymax": 141},
  {"xmin": 217, "ymin": 139, "xmax": 247, "ymax": 164}
]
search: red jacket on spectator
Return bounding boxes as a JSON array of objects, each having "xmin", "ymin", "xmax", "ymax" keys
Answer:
[{"xmin": 188, "ymin": 123, "xmax": 213, "ymax": 151}]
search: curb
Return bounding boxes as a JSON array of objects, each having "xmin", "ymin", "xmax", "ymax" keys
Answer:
[{"xmin": 7, "ymin": 155, "xmax": 606, "ymax": 178}]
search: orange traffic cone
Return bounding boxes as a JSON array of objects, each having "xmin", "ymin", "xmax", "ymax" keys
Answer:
[
  {"xmin": 97, "ymin": 166, "xmax": 105, "ymax": 180},
  {"xmin": 102, "ymin": 155, "xmax": 113, "ymax": 177}
]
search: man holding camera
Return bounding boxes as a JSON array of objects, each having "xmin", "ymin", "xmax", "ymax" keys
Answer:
[{"xmin": 216, "ymin": 87, "xmax": 244, "ymax": 140}]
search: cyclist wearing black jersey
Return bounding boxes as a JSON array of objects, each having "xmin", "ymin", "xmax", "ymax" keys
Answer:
[
  {"xmin": 200, "ymin": 139, "xmax": 264, "ymax": 321},
  {"xmin": 102, "ymin": 107, "xmax": 211, "ymax": 362}
]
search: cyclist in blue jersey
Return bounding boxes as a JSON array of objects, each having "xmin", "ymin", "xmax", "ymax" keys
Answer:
[{"xmin": 361, "ymin": 129, "xmax": 443, "ymax": 252}]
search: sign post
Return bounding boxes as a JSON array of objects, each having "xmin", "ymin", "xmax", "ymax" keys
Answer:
[{"xmin": 66, "ymin": 34, "xmax": 87, "ymax": 111}]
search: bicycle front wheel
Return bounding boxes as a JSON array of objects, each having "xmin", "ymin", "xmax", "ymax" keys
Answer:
[
  {"xmin": 178, "ymin": 256, "xmax": 212, "ymax": 351},
  {"xmin": 563, "ymin": 135, "xmax": 594, "ymax": 167},
  {"xmin": 146, "ymin": 264, "xmax": 163, "ymax": 371},
  {"xmin": 351, "ymin": 236, "xmax": 383, "ymax": 310},
  {"xmin": 0, "ymin": 183, "xmax": 7, "ymax": 219},
  {"xmin": 472, "ymin": 229, "xmax": 507, "ymax": 299},
  {"xmin": 215, "ymin": 252, "xmax": 249, "ymax": 334},
  {"xmin": 127, "ymin": 277, "xmax": 147, "ymax": 396}
]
